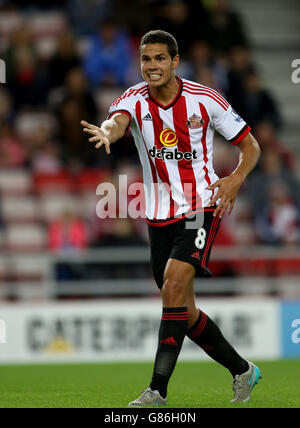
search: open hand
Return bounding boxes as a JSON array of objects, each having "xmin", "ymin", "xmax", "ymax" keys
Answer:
[
  {"xmin": 206, "ymin": 174, "xmax": 244, "ymax": 218},
  {"xmin": 81, "ymin": 120, "xmax": 111, "ymax": 154}
]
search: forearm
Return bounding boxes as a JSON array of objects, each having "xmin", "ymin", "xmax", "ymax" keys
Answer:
[
  {"xmin": 232, "ymin": 133, "xmax": 261, "ymax": 182},
  {"xmin": 81, "ymin": 112, "xmax": 129, "ymax": 154},
  {"xmin": 207, "ymin": 134, "xmax": 260, "ymax": 216},
  {"xmin": 101, "ymin": 117, "xmax": 126, "ymax": 144}
]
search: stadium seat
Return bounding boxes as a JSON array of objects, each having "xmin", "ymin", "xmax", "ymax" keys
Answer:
[
  {"xmin": 29, "ymin": 11, "xmax": 66, "ymax": 38},
  {"xmin": 35, "ymin": 35, "xmax": 58, "ymax": 60},
  {"xmin": 33, "ymin": 170, "xmax": 73, "ymax": 194},
  {"xmin": 0, "ymin": 230, "xmax": 5, "ymax": 251},
  {"xmin": 74, "ymin": 169, "xmax": 112, "ymax": 193},
  {"xmin": 275, "ymin": 258, "xmax": 300, "ymax": 276},
  {"xmin": 232, "ymin": 258, "xmax": 271, "ymax": 276},
  {"xmin": 80, "ymin": 192, "xmax": 99, "ymax": 217},
  {"xmin": 30, "ymin": 12, "xmax": 67, "ymax": 60},
  {"xmin": 0, "ymin": 256, "xmax": 6, "ymax": 281},
  {"xmin": 95, "ymin": 88, "xmax": 123, "ymax": 115},
  {"xmin": 0, "ymin": 11, "xmax": 22, "ymax": 50},
  {"xmin": 5, "ymin": 224, "xmax": 47, "ymax": 252},
  {"xmin": 10, "ymin": 255, "xmax": 50, "ymax": 282},
  {"xmin": 14, "ymin": 111, "xmax": 57, "ymax": 141},
  {"xmin": 40, "ymin": 194, "xmax": 81, "ymax": 222},
  {"xmin": 0, "ymin": 169, "xmax": 32, "ymax": 196},
  {"xmin": 76, "ymin": 36, "xmax": 91, "ymax": 58},
  {"xmin": 1, "ymin": 196, "xmax": 41, "ymax": 223}
]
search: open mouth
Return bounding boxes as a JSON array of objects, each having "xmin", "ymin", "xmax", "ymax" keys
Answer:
[{"xmin": 148, "ymin": 74, "xmax": 162, "ymax": 80}]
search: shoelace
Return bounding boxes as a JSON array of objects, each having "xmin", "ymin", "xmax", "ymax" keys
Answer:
[
  {"xmin": 139, "ymin": 388, "xmax": 155, "ymax": 401},
  {"xmin": 232, "ymin": 376, "xmax": 241, "ymax": 396}
]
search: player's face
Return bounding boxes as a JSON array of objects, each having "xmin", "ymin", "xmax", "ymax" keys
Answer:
[{"xmin": 140, "ymin": 43, "xmax": 179, "ymax": 88}]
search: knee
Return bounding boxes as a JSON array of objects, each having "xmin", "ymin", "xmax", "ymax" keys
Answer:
[{"xmin": 162, "ymin": 276, "xmax": 188, "ymax": 306}]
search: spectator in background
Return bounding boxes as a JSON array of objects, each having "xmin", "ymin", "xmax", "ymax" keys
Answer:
[
  {"xmin": 4, "ymin": 25, "xmax": 47, "ymax": 109},
  {"xmin": 249, "ymin": 150, "xmax": 300, "ymax": 245},
  {"xmin": 30, "ymin": 141, "xmax": 62, "ymax": 174},
  {"xmin": 253, "ymin": 121, "xmax": 297, "ymax": 172},
  {"xmin": 83, "ymin": 19, "xmax": 133, "ymax": 87},
  {"xmin": 150, "ymin": 0, "xmax": 209, "ymax": 57},
  {"xmin": 48, "ymin": 210, "xmax": 88, "ymax": 251},
  {"xmin": 195, "ymin": 67, "xmax": 225, "ymax": 95},
  {"xmin": 113, "ymin": 0, "xmax": 153, "ymax": 40},
  {"xmin": 67, "ymin": 0, "xmax": 113, "ymax": 36},
  {"xmin": 213, "ymin": 135, "xmax": 239, "ymax": 178},
  {"xmin": 228, "ymin": 196, "xmax": 258, "ymax": 246},
  {"xmin": 189, "ymin": 40, "xmax": 229, "ymax": 93},
  {"xmin": 250, "ymin": 151, "xmax": 300, "ymax": 208},
  {"xmin": 0, "ymin": 121, "xmax": 27, "ymax": 167},
  {"xmin": 226, "ymin": 46, "xmax": 255, "ymax": 109},
  {"xmin": 150, "ymin": 0, "xmax": 192, "ymax": 56},
  {"xmin": 0, "ymin": 89, "xmax": 14, "ymax": 123},
  {"xmin": 0, "ymin": 194, "xmax": 4, "ymax": 256},
  {"xmin": 189, "ymin": 41, "xmax": 211, "ymax": 76},
  {"xmin": 49, "ymin": 209, "xmax": 88, "ymax": 281},
  {"xmin": 23, "ymin": 124, "xmax": 58, "ymax": 169},
  {"xmin": 0, "ymin": 195, "xmax": 4, "ymax": 230},
  {"xmin": 255, "ymin": 181, "xmax": 300, "ymax": 246},
  {"xmin": 91, "ymin": 219, "xmax": 149, "ymax": 280},
  {"xmin": 205, "ymin": 0, "xmax": 249, "ymax": 53},
  {"xmin": 238, "ymin": 70, "xmax": 282, "ymax": 131},
  {"xmin": 98, "ymin": 218, "xmax": 147, "ymax": 247},
  {"xmin": 53, "ymin": 67, "xmax": 99, "ymax": 166},
  {"xmin": 47, "ymin": 28, "xmax": 81, "ymax": 90}
]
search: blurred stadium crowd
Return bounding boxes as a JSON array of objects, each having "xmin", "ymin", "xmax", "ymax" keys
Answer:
[{"xmin": 0, "ymin": 0, "xmax": 300, "ymax": 274}]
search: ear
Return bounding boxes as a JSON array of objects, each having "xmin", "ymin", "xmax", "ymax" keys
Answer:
[{"xmin": 172, "ymin": 54, "xmax": 180, "ymax": 70}]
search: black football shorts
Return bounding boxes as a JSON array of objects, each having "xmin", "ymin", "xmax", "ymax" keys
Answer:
[{"xmin": 147, "ymin": 208, "xmax": 221, "ymax": 289}]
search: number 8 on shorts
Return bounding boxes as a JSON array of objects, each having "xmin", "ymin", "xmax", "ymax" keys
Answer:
[{"xmin": 195, "ymin": 228, "xmax": 206, "ymax": 250}]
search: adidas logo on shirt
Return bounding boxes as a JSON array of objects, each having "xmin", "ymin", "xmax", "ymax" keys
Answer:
[{"xmin": 142, "ymin": 113, "xmax": 152, "ymax": 121}]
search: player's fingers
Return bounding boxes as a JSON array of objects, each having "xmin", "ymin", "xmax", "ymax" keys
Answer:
[
  {"xmin": 213, "ymin": 205, "xmax": 221, "ymax": 217},
  {"xmin": 104, "ymin": 142, "xmax": 111, "ymax": 154},
  {"xmin": 207, "ymin": 191, "xmax": 221, "ymax": 207},
  {"xmin": 95, "ymin": 140, "xmax": 104, "ymax": 149},
  {"xmin": 220, "ymin": 199, "xmax": 232, "ymax": 218},
  {"xmin": 217, "ymin": 203, "xmax": 228, "ymax": 218},
  {"xmin": 81, "ymin": 120, "xmax": 98, "ymax": 130},
  {"xmin": 83, "ymin": 128, "xmax": 97, "ymax": 136},
  {"xmin": 206, "ymin": 180, "xmax": 221, "ymax": 191},
  {"xmin": 89, "ymin": 136, "xmax": 100, "ymax": 142},
  {"xmin": 95, "ymin": 139, "xmax": 110, "ymax": 154},
  {"xmin": 213, "ymin": 198, "xmax": 228, "ymax": 218}
]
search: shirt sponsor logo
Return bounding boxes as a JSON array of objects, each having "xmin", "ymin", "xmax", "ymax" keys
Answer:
[
  {"xmin": 160, "ymin": 128, "xmax": 178, "ymax": 147},
  {"xmin": 149, "ymin": 145, "xmax": 197, "ymax": 161}
]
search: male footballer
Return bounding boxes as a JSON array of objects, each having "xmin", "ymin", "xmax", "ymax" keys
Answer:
[{"xmin": 81, "ymin": 30, "xmax": 261, "ymax": 406}]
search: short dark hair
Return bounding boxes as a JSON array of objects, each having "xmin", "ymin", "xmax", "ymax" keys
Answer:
[{"xmin": 140, "ymin": 30, "xmax": 178, "ymax": 59}]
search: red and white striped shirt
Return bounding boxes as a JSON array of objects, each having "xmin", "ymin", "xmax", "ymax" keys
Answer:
[{"xmin": 108, "ymin": 77, "xmax": 251, "ymax": 226}]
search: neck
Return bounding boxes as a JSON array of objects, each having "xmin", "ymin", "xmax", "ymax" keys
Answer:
[{"xmin": 149, "ymin": 76, "xmax": 179, "ymax": 106}]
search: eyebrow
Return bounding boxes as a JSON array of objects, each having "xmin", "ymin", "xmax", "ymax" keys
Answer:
[{"xmin": 141, "ymin": 54, "xmax": 167, "ymax": 59}]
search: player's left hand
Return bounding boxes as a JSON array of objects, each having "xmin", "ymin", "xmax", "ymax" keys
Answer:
[{"xmin": 206, "ymin": 173, "xmax": 244, "ymax": 218}]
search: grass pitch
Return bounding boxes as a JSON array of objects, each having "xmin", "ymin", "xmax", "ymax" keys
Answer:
[{"xmin": 0, "ymin": 359, "xmax": 299, "ymax": 408}]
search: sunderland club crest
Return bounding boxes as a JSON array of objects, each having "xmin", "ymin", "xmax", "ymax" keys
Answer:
[{"xmin": 186, "ymin": 113, "xmax": 205, "ymax": 129}]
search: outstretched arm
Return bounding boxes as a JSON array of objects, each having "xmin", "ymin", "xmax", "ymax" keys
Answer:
[
  {"xmin": 207, "ymin": 133, "xmax": 261, "ymax": 218},
  {"xmin": 81, "ymin": 112, "xmax": 130, "ymax": 154}
]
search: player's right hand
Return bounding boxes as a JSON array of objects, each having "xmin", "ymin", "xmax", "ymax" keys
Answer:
[{"xmin": 81, "ymin": 120, "xmax": 111, "ymax": 154}]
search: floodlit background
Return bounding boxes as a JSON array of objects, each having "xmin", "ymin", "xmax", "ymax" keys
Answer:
[{"xmin": 0, "ymin": 0, "xmax": 299, "ymax": 363}]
